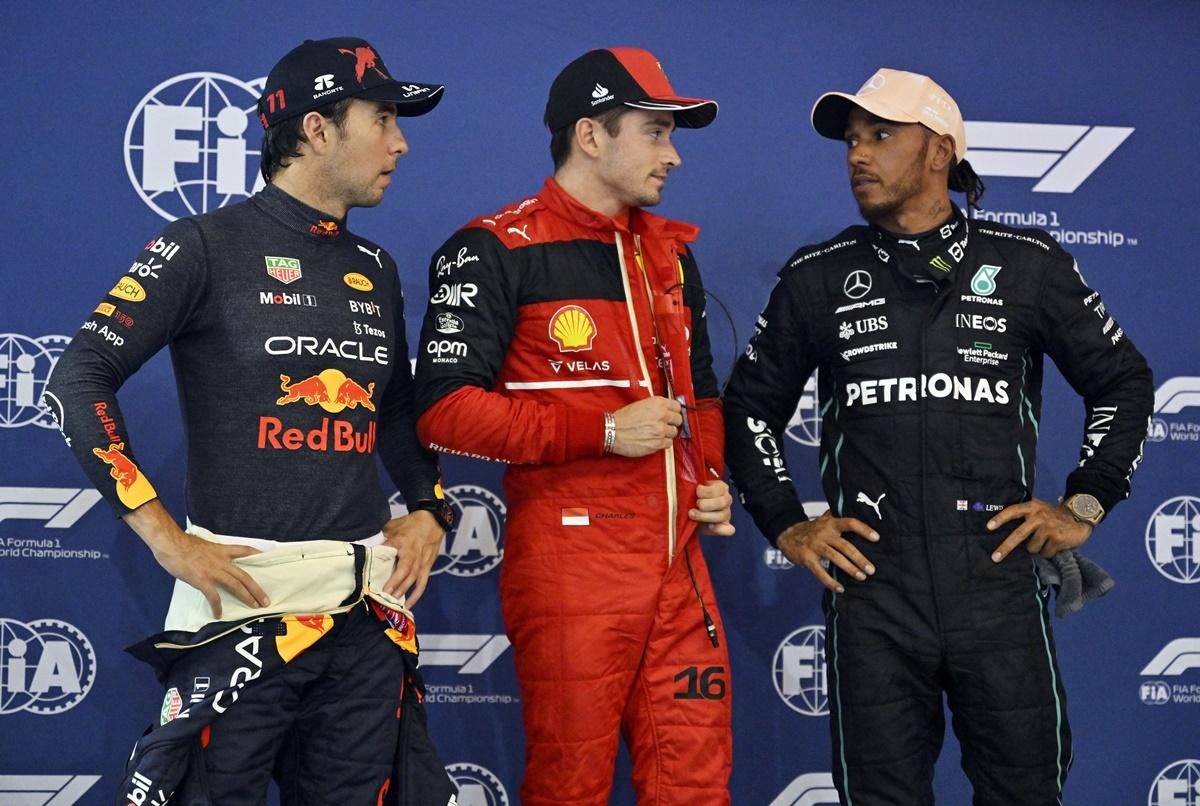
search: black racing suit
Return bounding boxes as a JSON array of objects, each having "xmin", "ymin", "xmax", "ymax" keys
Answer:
[
  {"xmin": 724, "ymin": 211, "xmax": 1152, "ymax": 805},
  {"xmin": 43, "ymin": 184, "xmax": 446, "ymax": 804}
]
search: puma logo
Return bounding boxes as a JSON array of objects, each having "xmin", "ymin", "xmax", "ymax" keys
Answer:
[
  {"xmin": 507, "ymin": 225, "xmax": 531, "ymax": 242},
  {"xmin": 856, "ymin": 491, "xmax": 886, "ymax": 520},
  {"xmin": 357, "ymin": 244, "xmax": 383, "ymax": 269}
]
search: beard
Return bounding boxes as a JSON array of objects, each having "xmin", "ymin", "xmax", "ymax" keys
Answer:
[{"xmin": 854, "ymin": 140, "xmax": 928, "ymax": 224}]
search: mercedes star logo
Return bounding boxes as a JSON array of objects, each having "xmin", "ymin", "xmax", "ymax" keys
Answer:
[{"xmin": 843, "ymin": 270, "xmax": 872, "ymax": 299}]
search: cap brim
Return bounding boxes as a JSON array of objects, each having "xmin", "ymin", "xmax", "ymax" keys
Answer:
[
  {"xmin": 359, "ymin": 82, "xmax": 445, "ymax": 116},
  {"xmin": 810, "ymin": 91, "xmax": 921, "ymax": 140},
  {"xmin": 625, "ymin": 96, "xmax": 718, "ymax": 128}
]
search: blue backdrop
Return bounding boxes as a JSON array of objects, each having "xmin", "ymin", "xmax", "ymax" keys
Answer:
[{"xmin": 2, "ymin": 2, "xmax": 1197, "ymax": 804}]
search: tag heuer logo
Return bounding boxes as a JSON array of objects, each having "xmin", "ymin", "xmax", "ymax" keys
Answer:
[{"xmin": 265, "ymin": 256, "xmax": 302, "ymax": 285}]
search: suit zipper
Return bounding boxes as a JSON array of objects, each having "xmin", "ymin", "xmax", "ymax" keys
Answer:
[{"xmin": 616, "ymin": 231, "xmax": 678, "ymax": 563}]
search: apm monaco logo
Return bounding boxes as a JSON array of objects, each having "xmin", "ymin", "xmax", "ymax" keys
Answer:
[
  {"xmin": 772, "ymin": 626, "xmax": 828, "ymax": 716},
  {"xmin": 549, "ymin": 305, "xmax": 598, "ymax": 352},
  {"xmin": 125, "ymin": 72, "xmax": 267, "ymax": 221},
  {"xmin": 1145, "ymin": 496, "xmax": 1200, "ymax": 584},
  {"xmin": 1147, "ymin": 377, "xmax": 1200, "ymax": 444},
  {"xmin": 1148, "ymin": 760, "xmax": 1200, "ymax": 806},
  {"xmin": 769, "ymin": 773, "xmax": 839, "ymax": 806},
  {"xmin": 389, "ymin": 485, "xmax": 505, "ymax": 577},
  {"xmin": 786, "ymin": 373, "xmax": 822, "ymax": 448},
  {"xmin": 964, "ymin": 120, "xmax": 1133, "ymax": 193},
  {"xmin": 0, "ymin": 618, "xmax": 97, "ymax": 715},
  {"xmin": 1140, "ymin": 639, "xmax": 1200, "ymax": 709},
  {"xmin": 445, "ymin": 763, "xmax": 510, "ymax": 806},
  {"xmin": 0, "ymin": 776, "xmax": 101, "ymax": 804}
]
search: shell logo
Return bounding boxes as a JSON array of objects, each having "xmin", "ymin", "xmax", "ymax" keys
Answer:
[
  {"xmin": 343, "ymin": 272, "xmax": 374, "ymax": 292},
  {"xmin": 548, "ymin": 305, "xmax": 597, "ymax": 352}
]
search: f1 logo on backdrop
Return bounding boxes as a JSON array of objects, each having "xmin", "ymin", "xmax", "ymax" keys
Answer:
[
  {"xmin": 125, "ymin": 72, "xmax": 267, "ymax": 222},
  {"xmin": 444, "ymin": 763, "xmax": 510, "ymax": 806},
  {"xmin": 389, "ymin": 484, "xmax": 505, "ymax": 577},
  {"xmin": 769, "ymin": 773, "xmax": 839, "ymax": 806},
  {"xmin": 0, "ymin": 776, "xmax": 101, "ymax": 804},
  {"xmin": 1142, "ymin": 639, "xmax": 1200, "ymax": 677},
  {"xmin": 0, "ymin": 618, "xmax": 97, "ymax": 715},
  {"xmin": 1146, "ymin": 496, "xmax": 1200, "ymax": 584},
  {"xmin": 0, "ymin": 488, "xmax": 102, "ymax": 527},
  {"xmin": 964, "ymin": 121, "xmax": 1133, "ymax": 193},
  {"xmin": 1147, "ymin": 377, "xmax": 1200, "ymax": 444},
  {"xmin": 420, "ymin": 635, "xmax": 511, "ymax": 674},
  {"xmin": 1149, "ymin": 760, "xmax": 1200, "ymax": 806},
  {"xmin": 773, "ymin": 626, "xmax": 828, "ymax": 716}
]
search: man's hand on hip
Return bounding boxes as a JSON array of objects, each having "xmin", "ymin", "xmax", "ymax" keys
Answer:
[
  {"xmin": 123, "ymin": 500, "xmax": 269, "ymax": 620},
  {"xmin": 691, "ymin": 479, "xmax": 735, "ymax": 536},
  {"xmin": 612, "ymin": 396, "xmax": 682, "ymax": 457},
  {"xmin": 987, "ymin": 498, "xmax": 1093, "ymax": 562},
  {"xmin": 776, "ymin": 511, "xmax": 879, "ymax": 593},
  {"xmin": 382, "ymin": 510, "xmax": 445, "ymax": 607}
]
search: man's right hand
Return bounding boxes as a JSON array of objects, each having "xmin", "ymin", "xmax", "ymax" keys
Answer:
[
  {"xmin": 123, "ymin": 500, "xmax": 270, "ymax": 619},
  {"xmin": 611, "ymin": 396, "xmax": 683, "ymax": 457},
  {"xmin": 776, "ymin": 511, "xmax": 879, "ymax": 593}
]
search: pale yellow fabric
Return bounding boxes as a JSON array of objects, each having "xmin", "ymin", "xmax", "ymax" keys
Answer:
[{"xmin": 163, "ymin": 526, "xmax": 411, "ymax": 633}]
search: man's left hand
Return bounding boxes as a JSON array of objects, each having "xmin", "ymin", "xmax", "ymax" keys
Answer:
[
  {"xmin": 987, "ymin": 498, "xmax": 1093, "ymax": 562},
  {"xmin": 690, "ymin": 479, "xmax": 735, "ymax": 536},
  {"xmin": 382, "ymin": 510, "xmax": 446, "ymax": 607}
]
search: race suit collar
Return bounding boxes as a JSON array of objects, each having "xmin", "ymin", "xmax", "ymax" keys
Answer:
[
  {"xmin": 870, "ymin": 207, "xmax": 968, "ymax": 285},
  {"xmin": 539, "ymin": 177, "xmax": 699, "ymax": 243},
  {"xmin": 254, "ymin": 183, "xmax": 348, "ymax": 241}
]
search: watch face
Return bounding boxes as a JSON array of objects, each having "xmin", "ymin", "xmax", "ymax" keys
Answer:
[{"xmin": 1071, "ymin": 495, "xmax": 1101, "ymax": 519}]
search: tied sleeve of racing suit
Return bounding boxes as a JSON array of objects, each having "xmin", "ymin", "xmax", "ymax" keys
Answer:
[
  {"xmin": 42, "ymin": 220, "xmax": 208, "ymax": 515},
  {"xmin": 722, "ymin": 268, "xmax": 817, "ymax": 545},
  {"xmin": 376, "ymin": 256, "xmax": 443, "ymax": 505},
  {"xmin": 1038, "ymin": 251, "xmax": 1153, "ymax": 514},
  {"xmin": 414, "ymin": 228, "xmax": 606, "ymax": 463},
  {"xmin": 680, "ymin": 246, "xmax": 724, "ymax": 476}
]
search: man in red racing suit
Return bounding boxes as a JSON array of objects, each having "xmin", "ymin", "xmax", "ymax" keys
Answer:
[{"xmin": 414, "ymin": 48, "xmax": 734, "ymax": 805}]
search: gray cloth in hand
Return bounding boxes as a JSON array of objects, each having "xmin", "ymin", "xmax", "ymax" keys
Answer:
[{"xmin": 1034, "ymin": 550, "xmax": 1115, "ymax": 617}]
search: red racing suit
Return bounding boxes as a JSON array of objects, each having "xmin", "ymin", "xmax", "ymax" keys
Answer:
[{"xmin": 415, "ymin": 177, "xmax": 732, "ymax": 805}]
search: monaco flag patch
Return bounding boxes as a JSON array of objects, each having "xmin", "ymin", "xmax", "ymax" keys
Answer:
[{"xmin": 561, "ymin": 507, "xmax": 590, "ymax": 526}]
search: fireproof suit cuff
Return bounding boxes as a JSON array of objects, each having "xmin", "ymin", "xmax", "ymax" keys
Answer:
[{"xmin": 563, "ymin": 408, "xmax": 607, "ymax": 460}]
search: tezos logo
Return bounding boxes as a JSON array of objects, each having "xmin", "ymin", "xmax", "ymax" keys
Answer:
[
  {"xmin": 0, "ymin": 334, "xmax": 71, "ymax": 430},
  {"xmin": 390, "ymin": 485, "xmax": 505, "ymax": 577},
  {"xmin": 1146, "ymin": 496, "xmax": 1200, "ymax": 584},
  {"xmin": 0, "ymin": 618, "xmax": 97, "ymax": 715},
  {"xmin": 445, "ymin": 763, "xmax": 510, "ymax": 806},
  {"xmin": 125, "ymin": 72, "xmax": 267, "ymax": 221},
  {"xmin": 785, "ymin": 373, "xmax": 821, "ymax": 448},
  {"xmin": 964, "ymin": 121, "xmax": 1133, "ymax": 193},
  {"xmin": 772, "ymin": 626, "xmax": 827, "ymax": 716},
  {"xmin": 1148, "ymin": 759, "xmax": 1200, "ymax": 806}
]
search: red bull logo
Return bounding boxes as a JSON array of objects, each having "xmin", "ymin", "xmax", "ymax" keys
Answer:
[
  {"xmin": 309, "ymin": 220, "xmax": 339, "ymax": 237},
  {"xmin": 338, "ymin": 46, "xmax": 389, "ymax": 84},
  {"xmin": 92, "ymin": 441, "xmax": 157, "ymax": 509},
  {"xmin": 261, "ymin": 369, "xmax": 377, "ymax": 454},
  {"xmin": 276, "ymin": 370, "xmax": 375, "ymax": 412}
]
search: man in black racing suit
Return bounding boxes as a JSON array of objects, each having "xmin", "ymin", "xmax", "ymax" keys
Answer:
[
  {"xmin": 43, "ymin": 38, "xmax": 454, "ymax": 805},
  {"xmin": 723, "ymin": 68, "xmax": 1153, "ymax": 805}
]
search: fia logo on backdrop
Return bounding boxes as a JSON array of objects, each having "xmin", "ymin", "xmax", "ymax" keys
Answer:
[
  {"xmin": 772, "ymin": 626, "xmax": 828, "ymax": 716},
  {"xmin": 389, "ymin": 484, "xmax": 505, "ymax": 577},
  {"xmin": 444, "ymin": 763, "xmax": 510, "ymax": 806},
  {"xmin": 1149, "ymin": 760, "xmax": 1200, "ymax": 806},
  {"xmin": 125, "ymin": 72, "xmax": 267, "ymax": 222},
  {"xmin": 1147, "ymin": 377, "xmax": 1200, "ymax": 445},
  {"xmin": 0, "ymin": 334, "xmax": 71, "ymax": 430},
  {"xmin": 0, "ymin": 618, "xmax": 96, "ymax": 715},
  {"xmin": 1145, "ymin": 496, "xmax": 1200, "ymax": 584}
]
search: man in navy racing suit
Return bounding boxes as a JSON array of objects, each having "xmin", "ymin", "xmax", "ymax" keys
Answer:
[{"xmin": 723, "ymin": 68, "xmax": 1153, "ymax": 805}]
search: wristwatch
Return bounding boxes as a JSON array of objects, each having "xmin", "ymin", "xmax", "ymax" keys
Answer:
[
  {"xmin": 1062, "ymin": 493, "xmax": 1105, "ymax": 527},
  {"xmin": 413, "ymin": 498, "xmax": 455, "ymax": 531}
]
